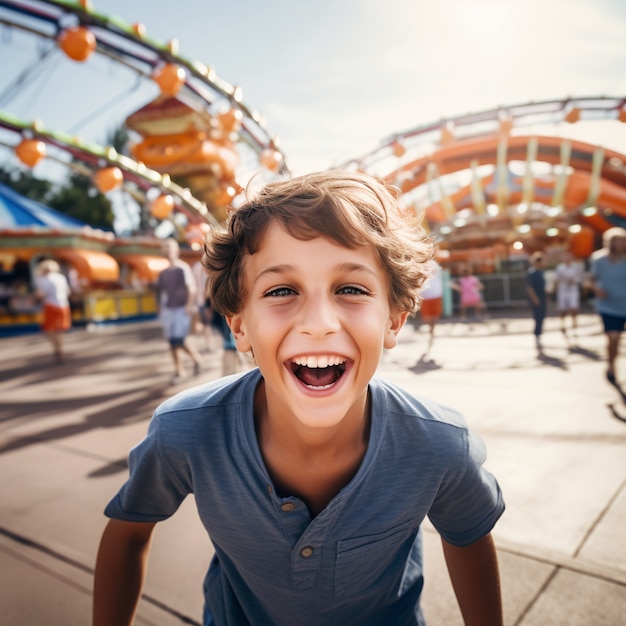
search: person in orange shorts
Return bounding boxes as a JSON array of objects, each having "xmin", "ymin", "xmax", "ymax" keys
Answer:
[
  {"xmin": 35, "ymin": 259, "xmax": 72, "ymax": 363},
  {"xmin": 419, "ymin": 258, "xmax": 443, "ymax": 347}
]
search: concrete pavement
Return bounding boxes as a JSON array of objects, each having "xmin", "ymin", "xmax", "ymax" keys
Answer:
[{"xmin": 0, "ymin": 308, "xmax": 625, "ymax": 625}]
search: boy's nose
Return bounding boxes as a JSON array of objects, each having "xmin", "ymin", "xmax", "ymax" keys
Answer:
[{"xmin": 295, "ymin": 297, "xmax": 341, "ymax": 337}]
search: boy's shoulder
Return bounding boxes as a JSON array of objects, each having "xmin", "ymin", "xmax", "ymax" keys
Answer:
[
  {"xmin": 370, "ymin": 377, "xmax": 468, "ymax": 432},
  {"xmin": 155, "ymin": 369, "xmax": 261, "ymax": 422},
  {"xmin": 150, "ymin": 372, "xmax": 468, "ymax": 443}
]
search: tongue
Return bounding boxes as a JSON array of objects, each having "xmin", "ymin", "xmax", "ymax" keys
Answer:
[{"xmin": 297, "ymin": 366, "xmax": 338, "ymax": 387}]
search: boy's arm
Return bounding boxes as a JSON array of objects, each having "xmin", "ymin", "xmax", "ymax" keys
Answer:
[
  {"xmin": 93, "ymin": 518, "xmax": 157, "ymax": 626},
  {"xmin": 441, "ymin": 533, "xmax": 503, "ymax": 626}
]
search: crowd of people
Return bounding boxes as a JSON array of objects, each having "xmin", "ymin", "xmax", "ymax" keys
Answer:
[
  {"xmin": 16, "ymin": 221, "xmax": 625, "ymax": 392},
  {"xmin": 16, "ymin": 237, "xmax": 249, "ymax": 378},
  {"xmin": 523, "ymin": 234, "xmax": 626, "ymax": 380},
  {"xmin": 412, "ymin": 237, "xmax": 626, "ymax": 386}
]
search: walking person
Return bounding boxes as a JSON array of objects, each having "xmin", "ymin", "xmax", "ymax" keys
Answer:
[
  {"xmin": 419, "ymin": 258, "xmax": 443, "ymax": 348},
  {"xmin": 94, "ymin": 170, "xmax": 505, "ymax": 626},
  {"xmin": 157, "ymin": 238, "xmax": 202, "ymax": 383},
  {"xmin": 554, "ymin": 250, "xmax": 583, "ymax": 336},
  {"xmin": 589, "ymin": 227, "xmax": 626, "ymax": 386},
  {"xmin": 452, "ymin": 265, "xmax": 486, "ymax": 321},
  {"xmin": 526, "ymin": 251, "xmax": 547, "ymax": 352},
  {"xmin": 34, "ymin": 259, "xmax": 71, "ymax": 363},
  {"xmin": 192, "ymin": 257, "xmax": 218, "ymax": 351}
]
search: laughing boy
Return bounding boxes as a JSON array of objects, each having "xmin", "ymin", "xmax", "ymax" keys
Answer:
[{"xmin": 94, "ymin": 170, "xmax": 505, "ymax": 626}]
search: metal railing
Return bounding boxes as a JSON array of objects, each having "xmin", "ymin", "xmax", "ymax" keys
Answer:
[{"xmin": 445, "ymin": 271, "xmax": 592, "ymax": 312}]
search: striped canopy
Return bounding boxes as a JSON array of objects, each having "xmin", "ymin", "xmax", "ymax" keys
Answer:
[{"xmin": 0, "ymin": 184, "xmax": 86, "ymax": 229}]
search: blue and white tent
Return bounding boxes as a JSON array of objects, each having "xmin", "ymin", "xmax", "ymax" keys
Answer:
[{"xmin": 0, "ymin": 183, "xmax": 86, "ymax": 229}]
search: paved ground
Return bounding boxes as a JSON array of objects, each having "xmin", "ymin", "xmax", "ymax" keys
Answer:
[{"xmin": 0, "ymin": 308, "xmax": 625, "ymax": 625}]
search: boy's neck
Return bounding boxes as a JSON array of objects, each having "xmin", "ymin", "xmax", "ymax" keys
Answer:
[
  {"xmin": 254, "ymin": 381, "xmax": 371, "ymax": 454},
  {"xmin": 253, "ymin": 382, "xmax": 371, "ymax": 516}
]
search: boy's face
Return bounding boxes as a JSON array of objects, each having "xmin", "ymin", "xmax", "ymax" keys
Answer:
[{"xmin": 228, "ymin": 222, "xmax": 407, "ymax": 430}]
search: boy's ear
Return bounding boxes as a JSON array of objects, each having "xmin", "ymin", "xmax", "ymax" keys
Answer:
[
  {"xmin": 383, "ymin": 310, "xmax": 408, "ymax": 349},
  {"xmin": 227, "ymin": 314, "xmax": 252, "ymax": 352}
]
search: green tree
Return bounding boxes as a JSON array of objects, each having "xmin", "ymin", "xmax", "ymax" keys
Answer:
[
  {"xmin": 47, "ymin": 170, "xmax": 115, "ymax": 231},
  {"xmin": 0, "ymin": 168, "xmax": 53, "ymax": 203}
]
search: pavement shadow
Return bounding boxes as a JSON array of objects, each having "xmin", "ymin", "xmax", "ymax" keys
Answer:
[
  {"xmin": 0, "ymin": 384, "xmax": 168, "ymax": 455},
  {"xmin": 0, "ymin": 350, "xmax": 127, "ymax": 385},
  {"xmin": 536, "ymin": 350, "xmax": 568, "ymax": 370},
  {"xmin": 567, "ymin": 344, "xmax": 602, "ymax": 361},
  {"xmin": 409, "ymin": 351, "xmax": 442, "ymax": 374},
  {"xmin": 87, "ymin": 457, "xmax": 129, "ymax": 478},
  {"xmin": 0, "ymin": 391, "xmax": 138, "ymax": 423}
]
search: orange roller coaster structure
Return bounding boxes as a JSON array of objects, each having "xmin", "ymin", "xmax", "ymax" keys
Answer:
[
  {"xmin": 416, "ymin": 137, "xmax": 626, "ymax": 224},
  {"xmin": 342, "ymin": 97, "xmax": 626, "ymax": 267}
]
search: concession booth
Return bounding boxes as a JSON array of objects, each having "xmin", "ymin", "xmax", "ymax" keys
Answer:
[{"xmin": 0, "ymin": 184, "xmax": 168, "ymax": 335}]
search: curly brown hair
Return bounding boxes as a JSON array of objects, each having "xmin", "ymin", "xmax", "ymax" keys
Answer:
[{"xmin": 202, "ymin": 170, "xmax": 435, "ymax": 316}]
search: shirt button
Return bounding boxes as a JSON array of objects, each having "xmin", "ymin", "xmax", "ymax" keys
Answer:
[
  {"xmin": 281, "ymin": 502, "xmax": 295, "ymax": 512},
  {"xmin": 300, "ymin": 546, "xmax": 314, "ymax": 558}
]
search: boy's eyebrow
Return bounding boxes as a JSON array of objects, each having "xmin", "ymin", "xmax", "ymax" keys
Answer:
[
  {"xmin": 253, "ymin": 264, "xmax": 292, "ymax": 283},
  {"xmin": 253, "ymin": 262, "xmax": 380, "ymax": 283},
  {"xmin": 336, "ymin": 262, "xmax": 380, "ymax": 279}
]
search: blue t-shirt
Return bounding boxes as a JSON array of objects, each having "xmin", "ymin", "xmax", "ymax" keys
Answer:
[
  {"xmin": 105, "ymin": 369, "xmax": 504, "ymax": 626},
  {"xmin": 591, "ymin": 252, "xmax": 626, "ymax": 317},
  {"xmin": 525, "ymin": 267, "xmax": 546, "ymax": 306}
]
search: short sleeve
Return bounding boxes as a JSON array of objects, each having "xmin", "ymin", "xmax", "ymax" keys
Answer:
[
  {"xmin": 427, "ymin": 429, "xmax": 504, "ymax": 546},
  {"xmin": 104, "ymin": 412, "xmax": 193, "ymax": 522}
]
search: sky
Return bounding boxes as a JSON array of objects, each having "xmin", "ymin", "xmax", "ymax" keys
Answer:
[{"xmin": 1, "ymin": 0, "xmax": 626, "ymax": 227}]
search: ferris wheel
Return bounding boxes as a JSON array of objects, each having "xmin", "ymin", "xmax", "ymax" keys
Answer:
[{"xmin": 0, "ymin": 0, "xmax": 288, "ymax": 230}]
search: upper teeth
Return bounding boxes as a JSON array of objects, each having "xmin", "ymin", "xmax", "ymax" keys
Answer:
[{"xmin": 292, "ymin": 355, "xmax": 346, "ymax": 368}]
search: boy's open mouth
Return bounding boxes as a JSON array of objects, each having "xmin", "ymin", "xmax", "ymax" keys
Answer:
[{"xmin": 289, "ymin": 356, "xmax": 347, "ymax": 390}]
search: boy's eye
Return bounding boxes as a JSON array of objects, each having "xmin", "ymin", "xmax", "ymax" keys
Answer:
[
  {"xmin": 263, "ymin": 286, "xmax": 296, "ymax": 298},
  {"xmin": 338, "ymin": 285, "xmax": 370, "ymax": 296}
]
